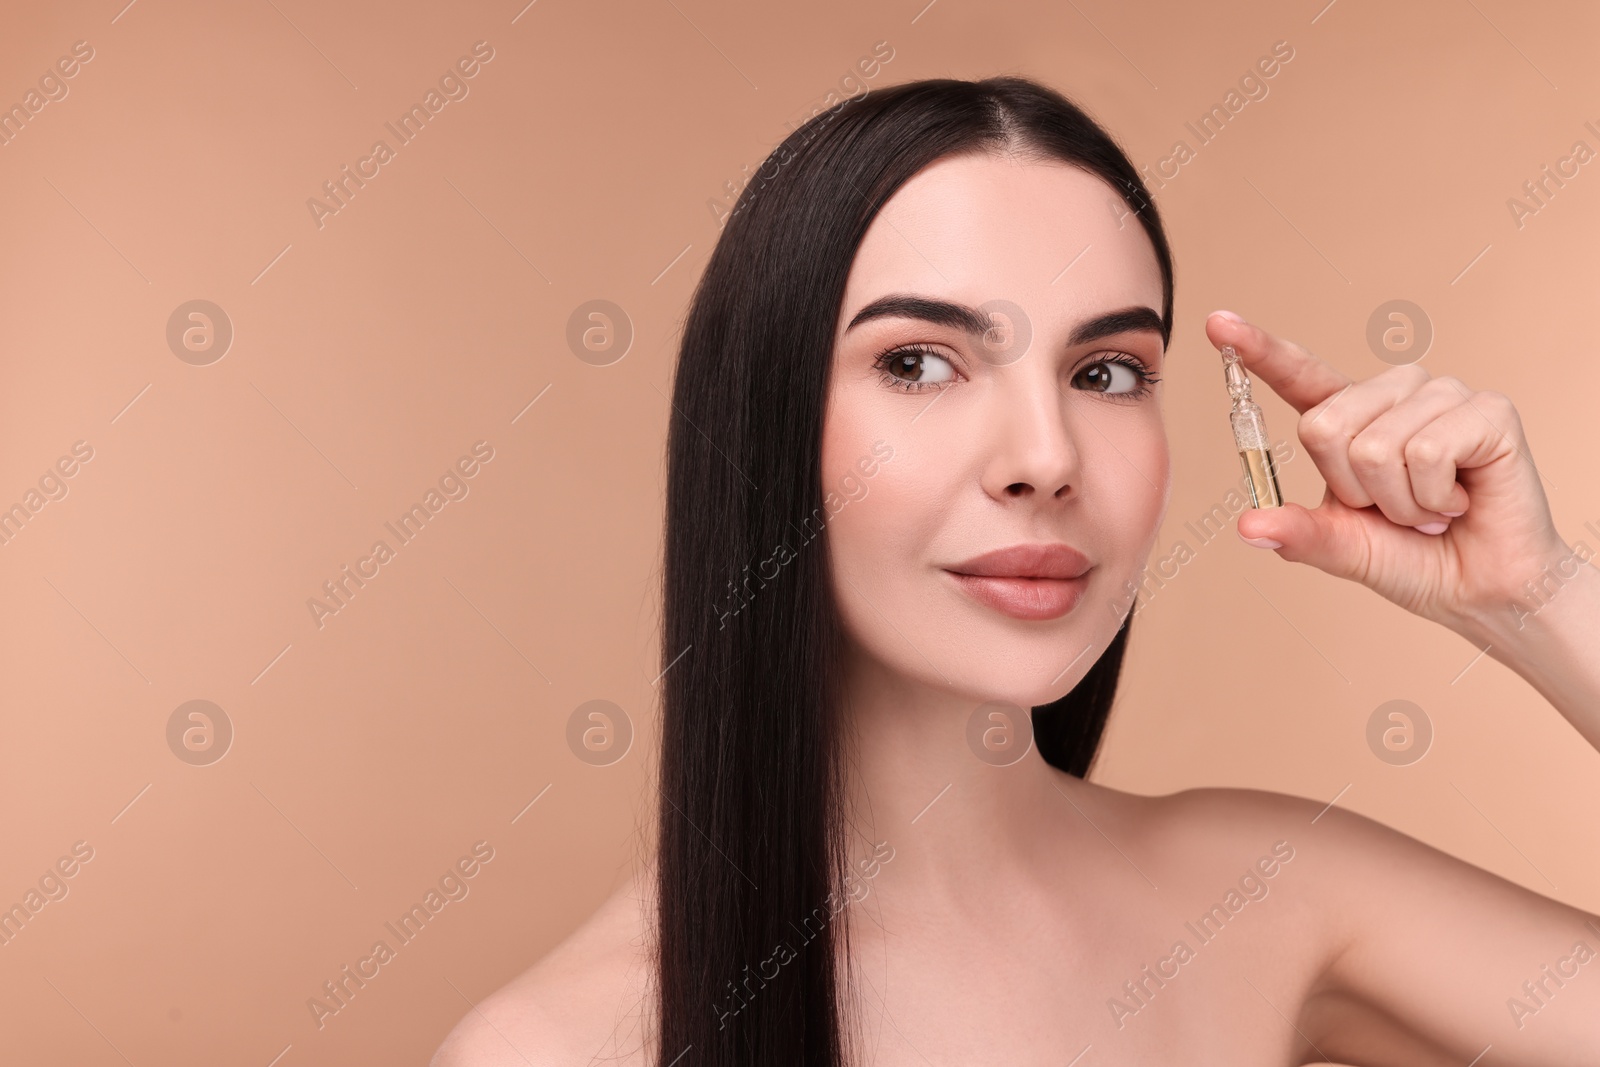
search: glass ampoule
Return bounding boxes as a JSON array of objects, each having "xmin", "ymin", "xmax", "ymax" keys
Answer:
[{"xmin": 1221, "ymin": 344, "xmax": 1283, "ymax": 509}]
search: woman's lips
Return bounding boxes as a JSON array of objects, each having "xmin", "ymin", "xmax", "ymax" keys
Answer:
[{"xmin": 944, "ymin": 569, "xmax": 1090, "ymax": 620}]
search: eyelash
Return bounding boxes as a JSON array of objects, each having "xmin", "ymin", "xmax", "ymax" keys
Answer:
[{"xmin": 871, "ymin": 344, "xmax": 1162, "ymax": 401}]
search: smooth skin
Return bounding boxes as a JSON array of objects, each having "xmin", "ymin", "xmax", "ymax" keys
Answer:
[{"xmin": 432, "ymin": 151, "xmax": 1600, "ymax": 1066}]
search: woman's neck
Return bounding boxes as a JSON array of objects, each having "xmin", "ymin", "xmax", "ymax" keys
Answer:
[{"xmin": 837, "ymin": 642, "xmax": 1086, "ymax": 906}]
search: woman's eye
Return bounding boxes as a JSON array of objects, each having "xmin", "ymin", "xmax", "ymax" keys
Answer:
[
  {"xmin": 874, "ymin": 345, "xmax": 957, "ymax": 391},
  {"xmin": 1074, "ymin": 357, "xmax": 1158, "ymax": 398}
]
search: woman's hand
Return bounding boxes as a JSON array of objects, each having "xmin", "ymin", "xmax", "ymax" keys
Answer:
[{"xmin": 1205, "ymin": 310, "xmax": 1576, "ymax": 640}]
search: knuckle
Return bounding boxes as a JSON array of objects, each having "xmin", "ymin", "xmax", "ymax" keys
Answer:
[
  {"xmin": 1297, "ymin": 409, "xmax": 1341, "ymax": 449},
  {"xmin": 1426, "ymin": 374, "xmax": 1468, "ymax": 397},
  {"xmin": 1475, "ymin": 388, "xmax": 1517, "ymax": 416},
  {"xmin": 1347, "ymin": 433, "xmax": 1390, "ymax": 470},
  {"xmin": 1390, "ymin": 364, "xmax": 1432, "ymax": 388},
  {"xmin": 1403, "ymin": 435, "xmax": 1446, "ymax": 467},
  {"xmin": 1473, "ymin": 388, "xmax": 1525, "ymax": 432}
]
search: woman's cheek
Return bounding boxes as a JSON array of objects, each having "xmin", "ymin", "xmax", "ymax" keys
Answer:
[
  {"xmin": 1108, "ymin": 429, "xmax": 1170, "ymax": 570},
  {"xmin": 824, "ymin": 445, "xmax": 925, "ymax": 591}
]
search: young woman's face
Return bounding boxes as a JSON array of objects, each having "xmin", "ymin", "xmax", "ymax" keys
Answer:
[{"xmin": 821, "ymin": 151, "xmax": 1170, "ymax": 709}]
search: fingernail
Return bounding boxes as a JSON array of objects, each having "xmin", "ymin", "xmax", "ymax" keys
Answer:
[
  {"xmin": 1211, "ymin": 309, "xmax": 1244, "ymax": 323},
  {"xmin": 1440, "ymin": 510, "xmax": 1465, "ymax": 517},
  {"xmin": 1414, "ymin": 521, "xmax": 1449, "ymax": 535},
  {"xmin": 1241, "ymin": 535, "xmax": 1282, "ymax": 549}
]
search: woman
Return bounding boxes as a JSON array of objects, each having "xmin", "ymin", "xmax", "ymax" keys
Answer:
[{"xmin": 434, "ymin": 75, "xmax": 1600, "ymax": 1066}]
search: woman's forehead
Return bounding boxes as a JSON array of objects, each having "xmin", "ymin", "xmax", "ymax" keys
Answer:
[{"xmin": 839, "ymin": 154, "xmax": 1163, "ymax": 339}]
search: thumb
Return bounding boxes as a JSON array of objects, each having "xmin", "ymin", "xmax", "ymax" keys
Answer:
[{"xmin": 1236, "ymin": 497, "xmax": 1371, "ymax": 583}]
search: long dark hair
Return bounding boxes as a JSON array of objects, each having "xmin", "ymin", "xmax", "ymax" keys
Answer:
[{"xmin": 656, "ymin": 75, "xmax": 1174, "ymax": 1066}]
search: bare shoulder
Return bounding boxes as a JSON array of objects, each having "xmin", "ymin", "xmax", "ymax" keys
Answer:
[
  {"xmin": 1062, "ymin": 776, "xmax": 1438, "ymax": 924},
  {"xmin": 429, "ymin": 870, "xmax": 656, "ymax": 1067},
  {"xmin": 1141, "ymin": 780, "xmax": 1493, "ymax": 888},
  {"xmin": 1148, "ymin": 779, "xmax": 1600, "ymax": 927},
  {"xmin": 1080, "ymin": 774, "xmax": 1416, "ymax": 854},
  {"xmin": 1061, "ymin": 774, "xmax": 1334, "ymax": 849},
  {"xmin": 1084, "ymin": 778, "xmax": 1594, "ymax": 965},
  {"xmin": 1116, "ymin": 787, "xmax": 1600, "ymax": 1061}
]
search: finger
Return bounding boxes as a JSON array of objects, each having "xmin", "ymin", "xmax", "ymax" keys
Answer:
[
  {"xmin": 1332, "ymin": 373, "xmax": 1475, "ymax": 524},
  {"xmin": 1295, "ymin": 364, "xmax": 1430, "ymax": 510},
  {"xmin": 1206, "ymin": 311, "xmax": 1352, "ymax": 415},
  {"xmin": 1237, "ymin": 492, "xmax": 1373, "ymax": 586},
  {"xmin": 1404, "ymin": 390, "xmax": 1523, "ymax": 514},
  {"xmin": 1351, "ymin": 378, "xmax": 1474, "ymax": 526}
]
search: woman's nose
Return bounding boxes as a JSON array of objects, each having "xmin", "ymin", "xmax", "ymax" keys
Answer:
[{"xmin": 978, "ymin": 375, "xmax": 1081, "ymax": 502}]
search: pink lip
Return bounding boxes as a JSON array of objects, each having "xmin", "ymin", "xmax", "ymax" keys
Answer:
[
  {"xmin": 945, "ymin": 571, "xmax": 1090, "ymax": 620},
  {"xmin": 943, "ymin": 543, "xmax": 1093, "ymax": 621},
  {"xmin": 947, "ymin": 542, "xmax": 1092, "ymax": 580}
]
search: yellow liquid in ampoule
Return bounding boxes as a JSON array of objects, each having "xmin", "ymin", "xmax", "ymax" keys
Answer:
[{"xmin": 1239, "ymin": 447, "xmax": 1282, "ymax": 509}]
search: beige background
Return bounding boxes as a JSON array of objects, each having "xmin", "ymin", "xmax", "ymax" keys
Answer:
[{"xmin": 1, "ymin": 0, "xmax": 1596, "ymax": 1063}]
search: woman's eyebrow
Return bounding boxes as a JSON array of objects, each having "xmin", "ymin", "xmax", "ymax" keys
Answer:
[
  {"xmin": 844, "ymin": 294, "xmax": 1164, "ymax": 346},
  {"xmin": 845, "ymin": 294, "xmax": 990, "ymax": 336},
  {"xmin": 1066, "ymin": 306, "xmax": 1165, "ymax": 346}
]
